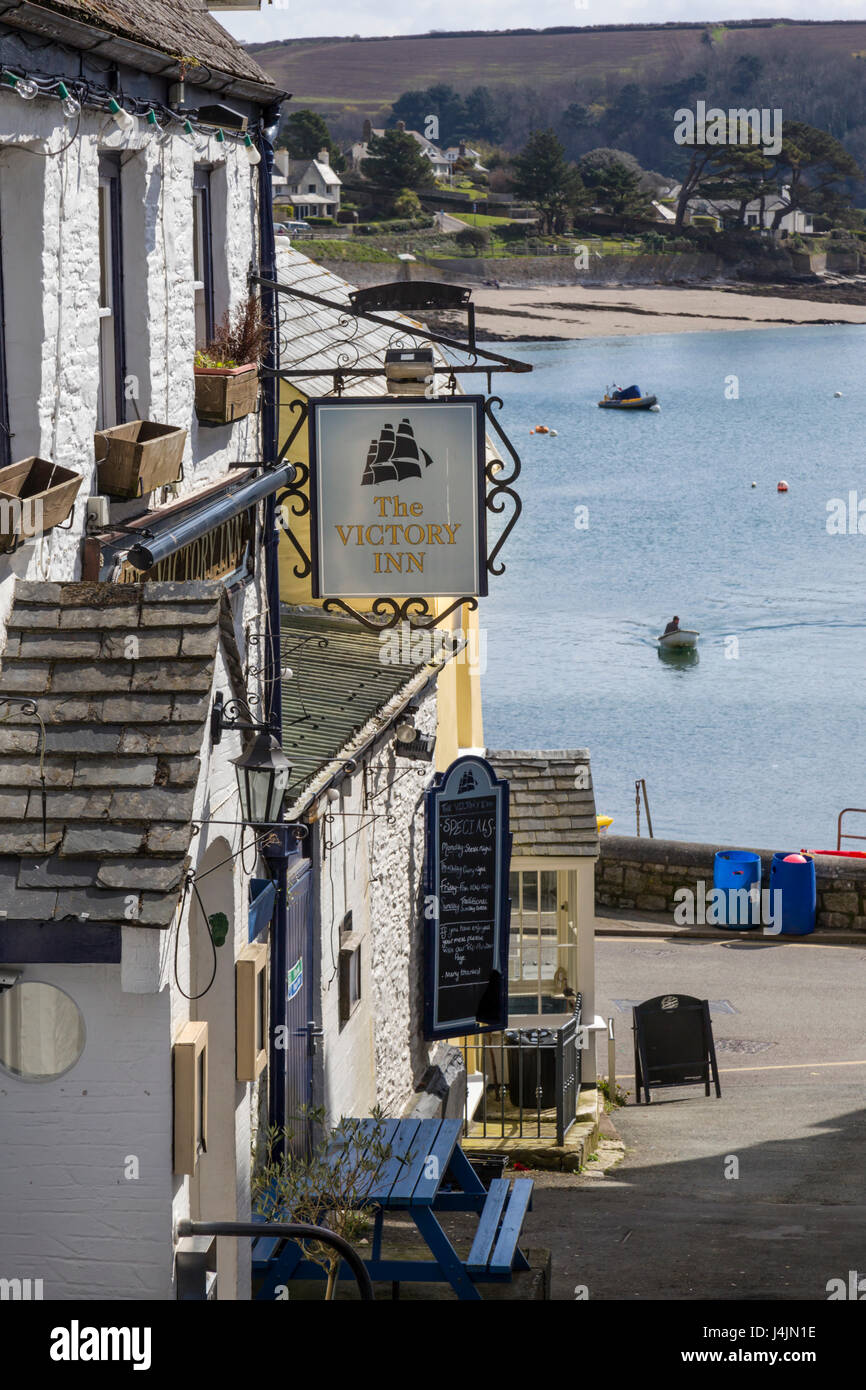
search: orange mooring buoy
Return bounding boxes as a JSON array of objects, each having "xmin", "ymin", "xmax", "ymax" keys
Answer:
[
  {"xmin": 777, "ymin": 480, "xmax": 789, "ymax": 492},
  {"xmin": 536, "ymin": 424, "xmax": 549, "ymax": 434}
]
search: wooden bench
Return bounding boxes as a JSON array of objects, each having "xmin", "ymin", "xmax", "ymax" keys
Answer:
[{"xmin": 466, "ymin": 1178, "xmax": 533, "ymax": 1278}]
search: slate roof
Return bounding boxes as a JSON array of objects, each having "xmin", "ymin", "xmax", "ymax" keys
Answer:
[
  {"xmin": 280, "ymin": 609, "xmax": 454, "ymax": 817},
  {"xmin": 0, "ymin": 0, "xmax": 274, "ymax": 93},
  {"xmin": 485, "ymin": 749, "xmax": 599, "ymax": 858},
  {"xmin": 0, "ymin": 580, "xmax": 225, "ymax": 927}
]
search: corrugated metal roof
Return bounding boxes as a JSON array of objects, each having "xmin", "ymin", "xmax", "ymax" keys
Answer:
[
  {"xmin": 273, "ymin": 248, "xmax": 501, "ymax": 469},
  {"xmin": 275, "ymin": 247, "xmax": 434, "ymax": 400},
  {"xmin": 280, "ymin": 610, "xmax": 451, "ymax": 813}
]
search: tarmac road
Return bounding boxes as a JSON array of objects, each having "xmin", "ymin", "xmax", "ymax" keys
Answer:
[{"xmin": 527, "ymin": 933, "xmax": 866, "ymax": 1301}]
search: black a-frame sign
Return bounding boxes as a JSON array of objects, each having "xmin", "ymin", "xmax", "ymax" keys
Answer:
[{"xmin": 633, "ymin": 994, "xmax": 722, "ymax": 1103}]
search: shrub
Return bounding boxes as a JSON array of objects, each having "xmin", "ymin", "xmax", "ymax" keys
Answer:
[
  {"xmin": 194, "ymin": 294, "xmax": 268, "ymax": 369},
  {"xmin": 455, "ymin": 225, "xmax": 491, "ymax": 256},
  {"xmin": 392, "ymin": 188, "xmax": 422, "ymax": 219}
]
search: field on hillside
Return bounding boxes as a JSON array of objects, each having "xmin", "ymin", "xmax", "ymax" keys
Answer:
[{"xmin": 250, "ymin": 22, "xmax": 866, "ymax": 121}]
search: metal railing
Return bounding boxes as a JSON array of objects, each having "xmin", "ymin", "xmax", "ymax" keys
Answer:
[
  {"xmin": 176, "ymin": 1219, "xmax": 374, "ymax": 1301},
  {"xmin": 463, "ymin": 994, "xmax": 582, "ymax": 1146},
  {"xmin": 837, "ymin": 807, "xmax": 866, "ymax": 850}
]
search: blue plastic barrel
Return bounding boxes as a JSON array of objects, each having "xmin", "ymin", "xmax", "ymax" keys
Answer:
[
  {"xmin": 713, "ymin": 850, "xmax": 762, "ymax": 928},
  {"xmin": 769, "ymin": 853, "xmax": 816, "ymax": 935}
]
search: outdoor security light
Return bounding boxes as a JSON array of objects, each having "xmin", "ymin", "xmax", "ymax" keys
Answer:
[{"xmin": 231, "ymin": 733, "xmax": 293, "ymax": 828}]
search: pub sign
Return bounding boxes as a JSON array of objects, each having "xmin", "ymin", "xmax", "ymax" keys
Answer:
[
  {"xmin": 308, "ymin": 396, "xmax": 487, "ymax": 600},
  {"xmin": 423, "ymin": 755, "xmax": 512, "ymax": 1039}
]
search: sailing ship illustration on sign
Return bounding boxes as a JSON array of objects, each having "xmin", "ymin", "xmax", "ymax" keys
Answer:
[{"xmin": 361, "ymin": 417, "xmax": 434, "ymax": 486}]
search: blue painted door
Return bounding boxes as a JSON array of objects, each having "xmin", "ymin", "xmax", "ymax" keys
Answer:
[{"xmin": 284, "ymin": 858, "xmax": 314, "ymax": 1154}]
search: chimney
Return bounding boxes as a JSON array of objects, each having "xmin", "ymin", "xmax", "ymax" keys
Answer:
[
  {"xmin": 397, "ymin": 120, "xmax": 405, "ymax": 132},
  {"xmin": 363, "ymin": 118, "xmax": 372, "ymax": 142},
  {"xmin": 317, "ymin": 148, "xmax": 329, "ymax": 163}
]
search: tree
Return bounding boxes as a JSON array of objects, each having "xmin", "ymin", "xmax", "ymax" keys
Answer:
[
  {"xmin": 672, "ymin": 120, "xmax": 861, "ymax": 231},
  {"xmin": 361, "ymin": 129, "xmax": 436, "ymax": 192},
  {"xmin": 511, "ymin": 129, "xmax": 584, "ymax": 234},
  {"xmin": 455, "ymin": 225, "xmax": 491, "ymax": 256},
  {"xmin": 577, "ymin": 147, "xmax": 642, "ymax": 179},
  {"xmin": 579, "ymin": 157, "xmax": 654, "ymax": 226},
  {"xmin": 769, "ymin": 122, "xmax": 862, "ymax": 230},
  {"xmin": 280, "ymin": 109, "xmax": 339, "ymax": 163}
]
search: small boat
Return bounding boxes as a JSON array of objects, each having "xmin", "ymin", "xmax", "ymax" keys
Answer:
[
  {"xmin": 599, "ymin": 393, "xmax": 659, "ymax": 410},
  {"xmin": 657, "ymin": 628, "xmax": 700, "ymax": 650}
]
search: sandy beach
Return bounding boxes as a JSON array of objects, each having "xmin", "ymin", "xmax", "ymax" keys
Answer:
[{"xmin": 466, "ymin": 283, "xmax": 866, "ymax": 340}]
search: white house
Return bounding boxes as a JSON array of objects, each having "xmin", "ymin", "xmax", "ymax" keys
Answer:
[
  {"xmin": 347, "ymin": 118, "xmax": 451, "ymax": 180},
  {"xmin": 274, "ymin": 148, "xmax": 342, "ymax": 218},
  {"xmin": 0, "ymin": 0, "xmax": 293, "ymax": 1301}
]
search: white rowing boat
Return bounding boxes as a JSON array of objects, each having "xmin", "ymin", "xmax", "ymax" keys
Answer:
[{"xmin": 657, "ymin": 628, "xmax": 700, "ymax": 650}]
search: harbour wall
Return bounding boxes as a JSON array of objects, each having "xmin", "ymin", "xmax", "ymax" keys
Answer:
[{"xmin": 596, "ymin": 835, "xmax": 866, "ymax": 933}]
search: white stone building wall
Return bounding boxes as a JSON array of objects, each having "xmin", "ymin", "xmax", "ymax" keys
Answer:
[
  {"xmin": 0, "ymin": 47, "xmax": 272, "ymax": 1299},
  {"xmin": 317, "ymin": 687, "xmax": 438, "ymax": 1125},
  {"xmin": 0, "ymin": 51, "xmax": 262, "ymax": 643}
]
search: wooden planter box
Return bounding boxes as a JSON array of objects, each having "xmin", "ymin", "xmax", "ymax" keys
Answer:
[
  {"xmin": 0, "ymin": 456, "xmax": 82, "ymax": 553},
  {"xmin": 95, "ymin": 420, "xmax": 187, "ymax": 499},
  {"xmin": 194, "ymin": 364, "xmax": 258, "ymax": 424}
]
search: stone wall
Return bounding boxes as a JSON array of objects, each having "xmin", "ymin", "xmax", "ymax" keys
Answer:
[
  {"xmin": 318, "ymin": 686, "xmax": 439, "ymax": 1125},
  {"xmin": 597, "ymin": 835, "xmax": 866, "ymax": 933}
]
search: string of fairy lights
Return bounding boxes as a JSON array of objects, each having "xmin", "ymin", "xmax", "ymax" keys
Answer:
[{"xmin": 0, "ymin": 63, "xmax": 262, "ymax": 163}]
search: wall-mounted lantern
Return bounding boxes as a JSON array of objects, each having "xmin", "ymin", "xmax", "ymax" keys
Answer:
[{"xmin": 211, "ymin": 691, "xmax": 293, "ymax": 828}]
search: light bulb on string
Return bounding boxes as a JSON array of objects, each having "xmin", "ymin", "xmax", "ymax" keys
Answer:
[
  {"xmin": 215, "ymin": 128, "xmax": 225, "ymax": 144},
  {"xmin": 4, "ymin": 72, "xmax": 38, "ymax": 100},
  {"xmin": 145, "ymin": 109, "xmax": 160, "ymax": 135},
  {"xmin": 108, "ymin": 97, "xmax": 137, "ymax": 136},
  {"xmin": 57, "ymin": 82, "xmax": 80, "ymax": 119},
  {"xmin": 244, "ymin": 134, "xmax": 261, "ymax": 166}
]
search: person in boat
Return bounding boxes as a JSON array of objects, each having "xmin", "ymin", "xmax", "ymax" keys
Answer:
[{"xmin": 662, "ymin": 616, "xmax": 680, "ymax": 636}]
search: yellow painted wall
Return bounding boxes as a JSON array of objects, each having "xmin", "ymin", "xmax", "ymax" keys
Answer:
[{"xmin": 277, "ymin": 381, "xmax": 484, "ymax": 763}]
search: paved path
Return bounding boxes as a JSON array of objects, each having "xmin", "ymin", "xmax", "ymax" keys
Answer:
[{"xmin": 526, "ymin": 932, "xmax": 866, "ymax": 1300}]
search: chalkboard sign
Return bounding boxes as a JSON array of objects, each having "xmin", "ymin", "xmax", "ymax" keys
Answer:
[
  {"xmin": 423, "ymin": 755, "xmax": 511, "ymax": 1039},
  {"xmin": 632, "ymin": 994, "xmax": 721, "ymax": 1103}
]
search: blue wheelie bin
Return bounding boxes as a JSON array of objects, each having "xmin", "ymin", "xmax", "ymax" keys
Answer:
[
  {"xmin": 769, "ymin": 853, "xmax": 816, "ymax": 935},
  {"xmin": 713, "ymin": 850, "xmax": 761, "ymax": 928}
]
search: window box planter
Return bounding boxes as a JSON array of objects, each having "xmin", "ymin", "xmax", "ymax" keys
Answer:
[
  {"xmin": 0, "ymin": 456, "xmax": 82, "ymax": 553},
  {"xmin": 194, "ymin": 363, "xmax": 258, "ymax": 424},
  {"xmin": 94, "ymin": 420, "xmax": 187, "ymax": 499}
]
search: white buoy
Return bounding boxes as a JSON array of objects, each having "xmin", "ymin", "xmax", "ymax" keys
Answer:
[
  {"xmin": 751, "ymin": 481, "xmax": 757, "ymax": 488},
  {"xmin": 550, "ymin": 429, "xmax": 558, "ymax": 436},
  {"xmin": 834, "ymin": 391, "xmax": 843, "ymax": 398}
]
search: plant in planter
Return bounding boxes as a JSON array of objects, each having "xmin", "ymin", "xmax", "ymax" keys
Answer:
[{"xmin": 194, "ymin": 294, "xmax": 269, "ymax": 424}]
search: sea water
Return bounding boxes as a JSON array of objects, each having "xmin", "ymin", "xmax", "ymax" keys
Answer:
[{"xmin": 482, "ymin": 325, "xmax": 866, "ymax": 848}]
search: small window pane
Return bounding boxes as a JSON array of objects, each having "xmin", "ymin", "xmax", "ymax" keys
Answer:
[{"xmin": 0, "ymin": 982, "xmax": 85, "ymax": 1081}]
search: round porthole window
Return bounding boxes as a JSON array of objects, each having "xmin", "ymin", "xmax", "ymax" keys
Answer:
[{"xmin": 0, "ymin": 981, "xmax": 86, "ymax": 1082}]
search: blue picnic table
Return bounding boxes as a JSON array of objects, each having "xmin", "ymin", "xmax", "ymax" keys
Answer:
[{"xmin": 252, "ymin": 1117, "xmax": 533, "ymax": 1301}]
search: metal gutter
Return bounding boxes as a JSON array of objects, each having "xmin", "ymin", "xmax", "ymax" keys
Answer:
[
  {"xmin": 125, "ymin": 464, "xmax": 293, "ymax": 571},
  {"xmin": 0, "ymin": 1, "xmax": 289, "ymax": 106}
]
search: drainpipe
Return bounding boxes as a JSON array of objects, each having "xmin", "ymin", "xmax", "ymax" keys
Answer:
[{"xmin": 258, "ymin": 106, "xmax": 290, "ymax": 1150}]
